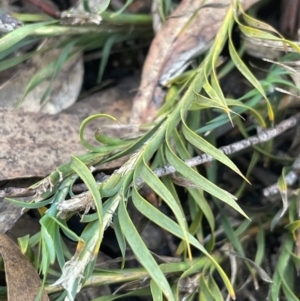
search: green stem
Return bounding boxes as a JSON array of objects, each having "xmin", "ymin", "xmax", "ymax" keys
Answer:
[{"xmin": 101, "ymin": 11, "xmax": 152, "ymax": 25}]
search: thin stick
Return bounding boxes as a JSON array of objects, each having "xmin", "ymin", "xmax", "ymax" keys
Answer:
[
  {"xmin": 137, "ymin": 113, "xmax": 300, "ymax": 185},
  {"xmin": 263, "ymin": 154, "xmax": 300, "ymax": 197},
  {"xmin": 2, "ymin": 113, "xmax": 299, "ymax": 199}
]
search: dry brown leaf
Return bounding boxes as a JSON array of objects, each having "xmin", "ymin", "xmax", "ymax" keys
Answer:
[
  {"xmin": 0, "ymin": 108, "xmax": 92, "ymax": 180},
  {"xmin": 0, "ymin": 76, "xmax": 136, "ymax": 233},
  {"xmin": 130, "ymin": 0, "xmax": 261, "ymax": 124},
  {"xmin": 151, "ymin": 0, "xmax": 164, "ymax": 33},
  {"xmin": 0, "ymin": 233, "xmax": 49, "ymax": 301},
  {"xmin": 0, "ymin": 196, "xmax": 30, "ymax": 233},
  {"xmin": 0, "ymin": 76, "xmax": 137, "ymax": 181},
  {"xmin": 0, "ymin": 38, "xmax": 83, "ymax": 114}
]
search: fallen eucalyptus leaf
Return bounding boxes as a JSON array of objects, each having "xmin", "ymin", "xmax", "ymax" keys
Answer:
[
  {"xmin": 0, "ymin": 196, "xmax": 30, "ymax": 233},
  {"xmin": 0, "ymin": 38, "xmax": 83, "ymax": 114},
  {"xmin": 0, "ymin": 76, "xmax": 136, "ymax": 233},
  {"xmin": 130, "ymin": 0, "xmax": 261, "ymax": 124},
  {"xmin": 0, "ymin": 233, "xmax": 49, "ymax": 301},
  {"xmin": 0, "ymin": 76, "xmax": 137, "ymax": 181}
]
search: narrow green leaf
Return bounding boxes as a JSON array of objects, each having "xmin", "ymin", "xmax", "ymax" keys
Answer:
[
  {"xmin": 95, "ymin": 130, "xmax": 130, "ymax": 146},
  {"xmin": 189, "ymin": 189, "xmax": 215, "ymax": 233},
  {"xmin": 269, "ymin": 269, "xmax": 281, "ymax": 301},
  {"xmin": 0, "ymin": 21, "xmax": 54, "ymax": 52},
  {"xmin": 39, "ymin": 39, "xmax": 80, "ymax": 105},
  {"xmin": 48, "ymin": 215, "xmax": 80, "ymax": 242},
  {"xmin": 40, "ymin": 217, "xmax": 56, "ymax": 265},
  {"xmin": 178, "ymin": 258, "xmax": 207, "ymax": 282},
  {"xmin": 100, "ymin": 11, "xmax": 152, "ymax": 25},
  {"xmin": 0, "ymin": 36, "xmax": 41, "ymax": 60},
  {"xmin": 201, "ymin": 4, "xmax": 234, "ymax": 121},
  {"xmin": 183, "ymin": 292, "xmax": 197, "ymax": 301},
  {"xmin": 232, "ymin": 0, "xmax": 300, "ymax": 52},
  {"xmin": 97, "ymin": 0, "xmax": 111, "ymax": 13},
  {"xmin": 101, "ymin": 173, "xmax": 124, "ymax": 197},
  {"xmin": 70, "ymin": 156, "xmax": 103, "ymax": 251},
  {"xmin": 17, "ymin": 235, "xmax": 33, "ymax": 261},
  {"xmin": 277, "ymin": 166, "xmax": 291, "ymax": 217},
  {"xmin": 79, "ymin": 113, "xmax": 119, "ymax": 151},
  {"xmin": 288, "ymin": 249, "xmax": 300, "ymax": 267},
  {"xmin": 93, "ymin": 288, "xmax": 150, "ymax": 301},
  {"xmin": 113, "ymin": 213, "xmax": 126, "ymax": 268},
  {"xmin": 5, "ymin": 197, "xmax": 53, "ymax": 208},
  {"xmin": 230, "ymin": 252, "xmax": 272, "ymax": 283},
  {"xmin": 98, "ymin": 117, "xmax": 166, "ymax": 164},
  {"xmin": 53, "ymin": 226, "xmax": 65, "ymax": 269},
  {"xmin": 235, "ymin": 151, "xmax": 259, "ymax": 198},
  {"xmin": 241, "ymin": 7, "xmax": 283, "ymax": 36},
  {"xmin": 16, "ymin": 48, "xmax": 78, "ymax": 108},
  {"xmin": 280, "ymin": 253, "xmax": 298, "ymax": 301},
  {"xmin": 255, "ymin": 224, "xmax": 265, "ymax": 267},
  {"xmin": 132, "ymin": 189, "xmax": 236, "ymax": 299},
  {"xmin": 199, "ymin": 275, "xmax": 214, "ymax": 301},
  {"xmin": 118, "ymin": 197, "xmax": 175, "ymax": 301},
  {"xmin": 182, "ymin": 120, "xmax": 247, "ymax": 182},
  {"xmin": 221, "ymin": 213, "xmax": 245, "ymax": 256},
  {"xmin": 208, "ymin": 277, "xmax": 224, "ymax": 301},
  {"xmin": 161, "ymin": 176, "xmax": 181, "ymax": 206},
  {"xmin": 0, "ymin": 47, "xmax": 49, "ymax": 72},
  {"xmin": 150, "ymin": 279, "xmax": 163, "ymax": 301},
  {"xmin": 140, "ymin": 160, "xmax": 192, "ymax": 260},
  {"xmin": 171, "ymin": 130, "xmax": 215, "ymax": 232},
  {"xmin": 277, "ymin": 235, "xmax": 296, "ymax": 299},
  {"xmin": 270, "ymin": 208, "xmax": 285, "ymax": 231},
  {"xmin": 176, "ymin": 210, "xmax": 204, "ymax": 255},
  {"xmin": 191, "ymin": 93, "xmax": 232, "ymax": 110},
  {"xmin": 228, "ymin": 28, "xmax": 274, "ymax": 122},
  {"xmin": 197, "ymin": 93, "xmax": 263, "ymax": 134},
  {"xmin": 97, "ymin": 34, "xmax": 123, "ymax": 83},
  {"xmin": 226, "ymin": 99, "xmax": 266, "ymax": 128},
  {"xmin": 285, "ymin": 220, "xmax": 300, "ymax": 233},
  {"xmin": 282, "ymin": 284, "xmax": 299, "ymax": 301},
  {"xmin": 234, "ymin": 219, "xmax": 252, "ymax": 237},
  {"xmin": 165, "ymin": 145, "xmax": 248, "ymax": 219},
  {"xmin": 202, "ymin": 74, "xmax": 225, "ymax": 105},
  {"xmin": 239, "ymin": 23, "xmax": 300, "ymax": 52},
  {"xmin": 111, "ymin": 0, "xmax": 134, "ymax": 16}
]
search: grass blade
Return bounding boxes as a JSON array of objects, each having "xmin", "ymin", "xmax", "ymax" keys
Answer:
[{"xmin": 118, "ymin": 196, "xmax": 175, "ymax": 301}]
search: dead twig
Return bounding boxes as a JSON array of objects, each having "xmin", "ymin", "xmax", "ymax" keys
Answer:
[
  {"xmin": 2, "ymin": 113, "xmax": 299, "ymax": 203},
  {"xmin": 263, "ymin": 154, "xmax": 300, "ymax": 198},
  {"xmin": 139, "ymin": 113, "xmax": 300, "ymax": 186}
]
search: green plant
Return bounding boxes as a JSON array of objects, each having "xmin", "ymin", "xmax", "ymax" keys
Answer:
[{"xmin": 3, "ymin": 1, "xmax": 300, "ymax": 300}]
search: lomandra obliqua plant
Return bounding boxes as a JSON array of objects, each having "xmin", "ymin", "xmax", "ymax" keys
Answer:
[{"xmin": 6, "ymin": 1, "xmax": 300, "ymax": 300}]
